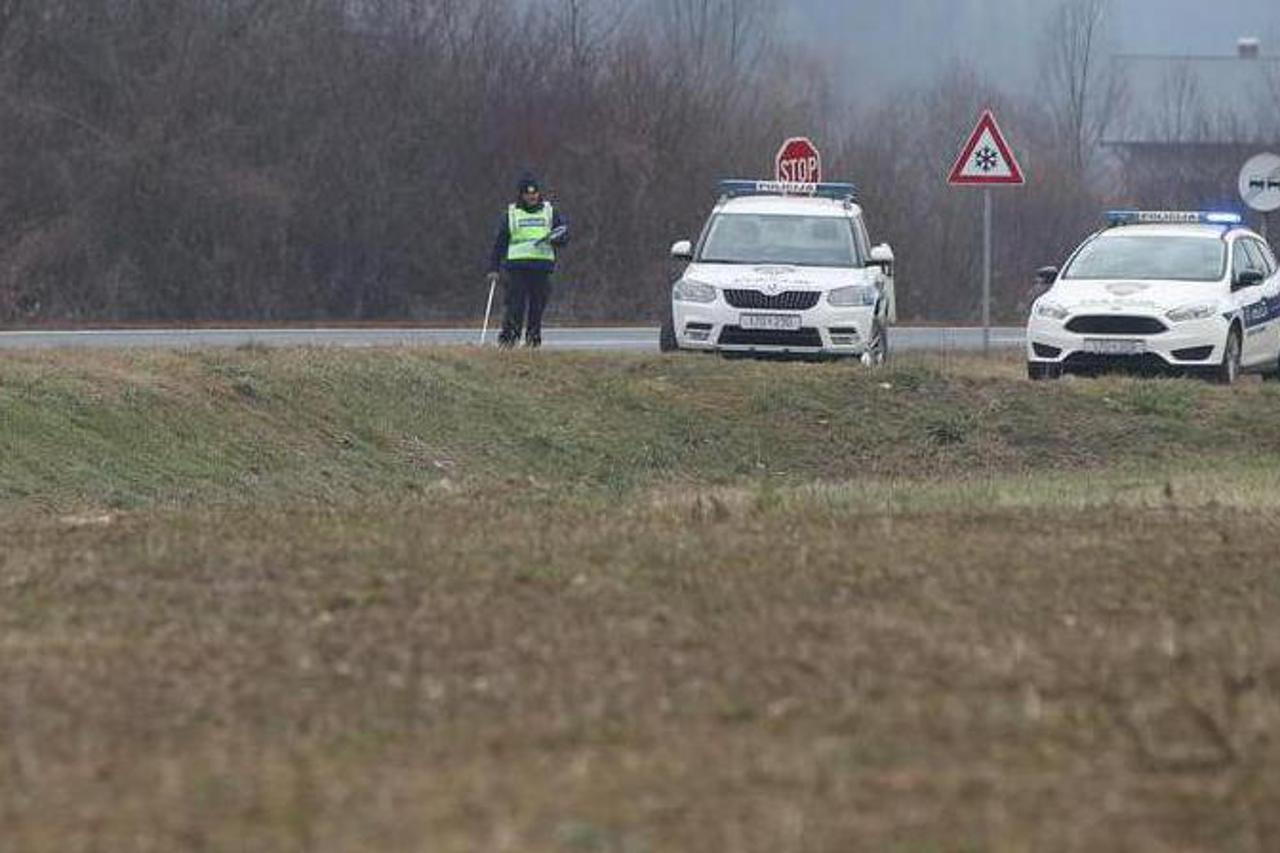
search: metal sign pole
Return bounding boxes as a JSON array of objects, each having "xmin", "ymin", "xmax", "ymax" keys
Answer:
[
  {"xmin": 983, "ymin": 189, "xmax": 992, "ymax": 355},
  {"xmin": 949, "ymin": 110, "xmax": 1024, "ymax": 353}
]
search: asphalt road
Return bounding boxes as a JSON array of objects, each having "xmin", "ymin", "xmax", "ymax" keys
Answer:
[{"xmin": 0, "ymin": 326, "xmax": 1025, "ymax": 352}]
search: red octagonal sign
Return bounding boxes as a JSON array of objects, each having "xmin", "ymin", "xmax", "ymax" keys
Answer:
[{"xmin": 775, "ymin": 137, "xmax": 822, "ymax": 184}]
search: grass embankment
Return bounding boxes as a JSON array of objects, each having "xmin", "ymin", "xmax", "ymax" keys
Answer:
[
  {"xmin": 3, "ymin": 348, "xmax": 1280, "ymax": 851},
  {"xmin": 3, "ymin": 346, "xmax": 1280, "ymax": 511}
]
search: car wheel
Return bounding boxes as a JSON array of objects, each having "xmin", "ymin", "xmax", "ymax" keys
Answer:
[
  {"xmin": 1027, "ymin": 362, "xmax": 1062, "ymax": 381},
  {"xmin": 659, "ymin": 309, "xmax": 677, "ymax": 352},
  {"xmin": 861, "ymin": 322, "xmax": 888, "ymax": 366},
  {"xmin": 1212, "ymin": 328, "xmax": 1242, "ymax": 385}
]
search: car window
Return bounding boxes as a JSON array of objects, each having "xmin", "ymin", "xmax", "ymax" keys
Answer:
[
  {"xmin": 1232, "ymin": 241, "xmax": 1259, "ymax": 277},
  {"xmin": 699, "ymin": 213, "xmax": 861, "ymax": 267},
  {"xmin": 853, "ymin": 219, "xmax": 871, "ymax": 260},
  {"xmin": 1247, "ymin": 239, "xmax": 1276, "ymax": 276},
  {"xmin": 1062, "ymin": 235, "xmax": 1225, "ymax": 282},
  {"xmin": 1261, "ymin": 242, "xmax": 1279, "ymax": 273}
]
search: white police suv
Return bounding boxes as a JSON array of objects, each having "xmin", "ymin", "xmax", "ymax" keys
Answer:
[
  {"xmin": 1026, "ymin": 211, "xmax": 1280, "ymax": 383},
  {"xmin": 660, "ymin": 180, "xmax": 896, "ymax": 361}
]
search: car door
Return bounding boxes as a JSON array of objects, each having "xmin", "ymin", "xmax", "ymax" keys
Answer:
[
  {"xmin": 854, "ymin": 216, "xmax": 896, "ymax": 323},
  {"xmin": 1231, "ymin": 239, "xmax": 1269, "ymax": 367},
  {"xmin": 1246, "ymin": 238, "xmax": 1280, "ymax": 367}
]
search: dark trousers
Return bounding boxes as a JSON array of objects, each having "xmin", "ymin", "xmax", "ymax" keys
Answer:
[{"xmin": 500, "ymin": 268, "xmax": 552, "ymax": 345}]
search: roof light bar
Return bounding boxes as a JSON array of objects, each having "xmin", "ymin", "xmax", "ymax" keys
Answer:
[
  {"xmin": 1105, "ymin": 210, "xmax": 1243, "ymax": 226},
  {"xmin": 718, "ymin": 179, "xmax": 859, "ymax": 202}
]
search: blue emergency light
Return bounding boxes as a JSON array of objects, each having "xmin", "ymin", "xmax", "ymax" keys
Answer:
[
  {"xmin": 1105, "ymin": 210, "xmax": 1243, "ymax": 227},
  {"xmin": 718, "ymin": 179, "xmax": 859, "ymax": 202}
]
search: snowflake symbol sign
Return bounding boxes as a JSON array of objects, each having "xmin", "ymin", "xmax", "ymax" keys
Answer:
[
  {"xmin": 948, "ymin": 110, "xmax": 1024, "ymax": 186},
  {"xmin": 974, "ymin": 146, "xmax": 999, "ymax": 173}
]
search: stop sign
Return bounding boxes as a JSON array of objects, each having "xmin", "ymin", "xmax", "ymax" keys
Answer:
[{"xmin": 775, "ymin": 137, "xmax": 822, "ymax": 184}]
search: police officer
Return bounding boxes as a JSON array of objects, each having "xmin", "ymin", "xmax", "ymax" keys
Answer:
[{"xmin": 487, "ymin": 173, "xmax": 569, "ymax": 348}]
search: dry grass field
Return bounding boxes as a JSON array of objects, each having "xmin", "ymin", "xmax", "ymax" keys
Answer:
[{"xmin": 3, "ymin": 348, "xmax": 1280, "ymax": 851}]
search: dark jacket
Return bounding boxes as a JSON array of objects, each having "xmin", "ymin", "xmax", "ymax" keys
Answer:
[{"xmin": 488, "ymin": 200, "xmax": 569, "ymax": 274}]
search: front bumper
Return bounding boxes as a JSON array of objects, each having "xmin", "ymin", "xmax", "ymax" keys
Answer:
[
  {"xmin": 1026, "ymin": 313, "xmax": 1227, "ymax": 372},
  {"xmin": 672, "ymin": 298, "xmax": 877, "ymax": 355}
]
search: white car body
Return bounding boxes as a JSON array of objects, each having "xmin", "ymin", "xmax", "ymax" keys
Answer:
[
  {"xmin": 666, "ymin": 184, "xmax": 896, "ymax": 359},
  {"xmin": 1026, "ymin": 214, "xmax": 1280, "ymax": 382}
]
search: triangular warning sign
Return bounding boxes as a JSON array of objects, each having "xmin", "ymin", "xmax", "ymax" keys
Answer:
[{"xmin": 948, "ymin": 110, "xmax": 1025, "ymax": 186}]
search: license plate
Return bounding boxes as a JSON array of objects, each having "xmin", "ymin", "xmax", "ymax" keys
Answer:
[
  {"xmin": 740, "ymin": 313, "xmax": 801, "ymax": 331},
  {"xmin": 1083, "ymin": 338, "xmax": 1145, "ymax": 355}
]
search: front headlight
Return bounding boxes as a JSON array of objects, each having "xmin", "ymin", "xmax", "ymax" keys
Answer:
[
  {"xmin": 673, "ymin": 278, "xmax": 717, "ymax": 303},
  {"xmin": 1033, "ymin": 300, "xmax": 1069, "ymax": 320},
  {"xmin": 828, "ymin": 284, "xmax": 878, "ymax": 307},
  {"xmin": 1166, "ymin": 303, "xmax": 1216, "ymax": 323}
]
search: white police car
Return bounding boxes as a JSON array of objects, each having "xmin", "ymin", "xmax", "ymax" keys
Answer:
[
  {"xmin": 660, "ymin": 180, "xmax": 896, "ymax": 361},
  {"xmin": 1027, "ymin": 211, "xmax": 1280, "ymax": 383}
]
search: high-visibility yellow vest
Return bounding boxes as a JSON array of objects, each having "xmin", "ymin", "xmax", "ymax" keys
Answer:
[{"xmin": 506, "ymin": 203, "xmax": 556, "ymax": 263}]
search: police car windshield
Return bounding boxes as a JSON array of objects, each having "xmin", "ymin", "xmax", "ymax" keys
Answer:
[
  {"xmin": 699, "ymin": 213, "xmax": 859, "ymax": 267},
  {"xmin": 1063, "ymin": 235, "xmax": 1226, "ymax": 282}
]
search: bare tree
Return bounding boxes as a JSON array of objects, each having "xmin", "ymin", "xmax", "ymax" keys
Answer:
[
  {"xmin": 1153, "ymin": 61, "xmax": 1206, "ymax": 143},
  {"xmin": 652, "ymin": 0, "xmax": 776, "ymax": 76},
  {"xmin": 1039, "ymin": 0, "xmax": 1126, "ymax": 175},
  {"xmin": 1261, "ymin": 57, "xmax": 1280, "ymax": 141},
  {"xmin": 0, "ymin": 0, "xmax": 1149, "ymax": 326}
]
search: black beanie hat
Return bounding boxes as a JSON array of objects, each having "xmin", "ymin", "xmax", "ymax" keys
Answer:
[{"xmin": 517, "ymin": 173, "xmax": 540, "ymax": 196}]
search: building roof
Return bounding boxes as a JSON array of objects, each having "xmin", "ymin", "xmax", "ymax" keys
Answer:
[{"xmin": 1104, "ymin": 52, "xmax": 1280, "ymax": 146}]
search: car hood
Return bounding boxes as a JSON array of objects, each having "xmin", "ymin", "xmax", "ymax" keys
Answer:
[
  {"xmin": 1046, "ymin": 279, "xmax": 1224, "ymax": 313},
  {"xmin": 683, "ymin": 262, "xmax": 876, "ymax": 291}
]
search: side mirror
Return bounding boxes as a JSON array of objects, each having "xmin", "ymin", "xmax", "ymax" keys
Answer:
[
  {"xmin": 670, "ymin": 240, "xmax": 693, "ymax": 261},
  {"xmin": 868, "ymin": 243, "xmax": 894, "ymax": 269},
  {"xmin": 1234, "ymin": 268, "xmax": 1265, "ymax": 289},
  {"xmin": 1036, "ymin": 266, "xmax": 1059, "ymax": 285}
]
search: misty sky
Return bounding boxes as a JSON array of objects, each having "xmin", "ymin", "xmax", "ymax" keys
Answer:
[{"xmin": 785, "ymin": 0, "xmax": 1280, "ymax": 99}]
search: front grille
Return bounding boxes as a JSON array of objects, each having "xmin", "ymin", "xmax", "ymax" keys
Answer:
[
  {"xmin": 718, "ymin": 326, "xmax": 824, "ymax": 348},
  {"xmin": 1065, "ymin": 315, "xmax": 1167, "ymax": 335},
  {"xmin": 1062, "ymin": 352, "xmax": 1173, "ymax": 374},
  {"xmin": 723, "ymin": 289, "xmax": 821, "ymax": 310}
]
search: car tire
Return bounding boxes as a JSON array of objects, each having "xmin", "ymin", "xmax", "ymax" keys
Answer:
[
  {"xmin": 862, "ymin": 322, "xmax": 888, "ymax": 366},
  {"xmin": 1027, "ymin": 362, "xmax": 1062, "ymax": 381},
  {"xmin": 1211, "ymin": 328, "xmax": 1242, "ymax": 385},
  {"xmin": 659, "ymin": 309, "xmax": 678, "ymax": 353}
]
